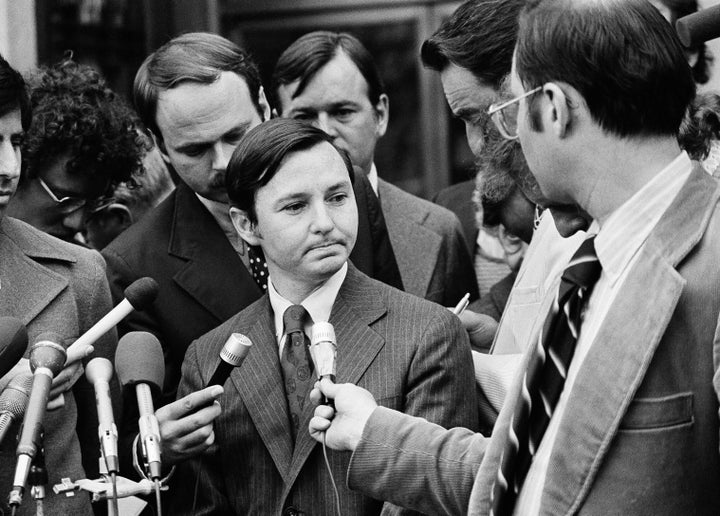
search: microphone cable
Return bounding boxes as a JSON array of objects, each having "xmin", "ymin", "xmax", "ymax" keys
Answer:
[{"xmin": 322, "ymin": 432, "xmax": 341, "ymax": 516}]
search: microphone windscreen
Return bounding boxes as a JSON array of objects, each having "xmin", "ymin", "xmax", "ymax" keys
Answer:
[
  {"xmin": 85, "ymin": 357, "xmax": 114, "ymax": 384},
  {"xmin": 220, "ymin": 333, "xmax": 252, "ymax": 366},
  {"xmin": 30, "ymin": 332, "xmax": 67, "ymax": 374},
  {"xmin": 0, "ymin": 373, "xmax": 33, "ymax": 417},
  {"xmin": 0, "ymin": 317, "xmax": 28, "ymax": 379},
  {"xmin": 676, "ymin": 5, "xmax": 720, "ymax": 48},
  {"xmin": 115, "ymin": 331, "xmax": 164, "ymax": 393},
  {"xmin": 124, "ymin": 277, "xmax": 159, "ymax": 310}
]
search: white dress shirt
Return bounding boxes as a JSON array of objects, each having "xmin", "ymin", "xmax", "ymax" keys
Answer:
[
  {"xmin": 515, "ymin": 151, "xmax": 693, "ymax": 514},
  {"xmin": 268, "ymin": 262, "xmax": 347, "ymax": 354}
]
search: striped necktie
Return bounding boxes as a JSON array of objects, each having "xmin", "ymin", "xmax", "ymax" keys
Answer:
[{"xmin": 491, "ymin": 235, "xmax": 601, "ymax": 515}]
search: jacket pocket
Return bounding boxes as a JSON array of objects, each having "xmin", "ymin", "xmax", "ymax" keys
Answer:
[{"xmin": 619, "ymin": 392, "xmax": 693, "ymax": 430}]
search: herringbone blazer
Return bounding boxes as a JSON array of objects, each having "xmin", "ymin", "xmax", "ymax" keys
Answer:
[{"xmin": 169, "ymin": 263, "xmax": 479, "ymax": 515}]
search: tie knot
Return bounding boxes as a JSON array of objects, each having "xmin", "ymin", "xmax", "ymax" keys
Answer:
[
  {"xmin": 562, "ymin": 235, "xmax": 602, "ymax": 289},
  {"xmin": 283, "ymin": 304, "xmax": 309, "ymax": 335}
]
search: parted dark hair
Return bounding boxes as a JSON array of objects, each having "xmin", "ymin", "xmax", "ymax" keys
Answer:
[
  {"xmin": 421, "ymin": 0, "xmax": 525, "ymax": 89},
  {"xmin": 0, "ymin": 54, "xmax": 30, "ymax": 130},
  {"xmin": 226, "ymin": 118, "xmax": 354, "ymax": 223},
  {"xmin": 679, "ymin": 92, "xmax": 720, "ymax": 161},
  {"xmin": 134, "ymin": 32, "xmax": 263, "ymax": 140},
  {"xmin": 22, "ymin": 59, "xmax": 146, "ymax": 187},
  {"xmin": 516, "ymin": 0, "xmax": 695, "ymax": 138},
  {"xmin": 271, "ymin": 31, "xmax": 385, "ymax": 111}
]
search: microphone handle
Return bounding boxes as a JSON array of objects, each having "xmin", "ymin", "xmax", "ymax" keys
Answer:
[
  {"xmin": 320, "ymin": 374, "xmax": 335, "ymax": 408},
  {"xmin": 136, "ymin": 383, "xmax": 162, "ymax": 480},
  {"xmin": 206, "ymin": 360, "xmax": 232, "ymax": 387},
  {"xmin": 94, "ymin": 378, "xmax": 119, "ymax": 473},
  {"xmin": 66, "ymin": 299, "xmax": 133, "ymax": 363},
  {"xmin": 16, "ymin": 372, "xmax": 52, "ymax": 458}
]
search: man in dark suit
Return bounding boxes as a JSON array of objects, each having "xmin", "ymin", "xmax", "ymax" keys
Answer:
[
  {"xmin": 272, "ymin": 31, "xmax": 478, "ymax": 307},
  {"xmin": 310, "ymin": 1, "xmax": 720, "ymax": 514},
  {"xmin": 102, "ymin": 34, "xmax": 403, "ymax": 466},
  {"xmin": 0, "ymin": 53, "xmax": 117, "ymax": 516},
  {"xmin": 167, "ymin": 118, "xmax": 478, "ymax": 514}
]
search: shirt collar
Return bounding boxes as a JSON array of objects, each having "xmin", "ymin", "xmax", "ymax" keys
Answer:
[
  {"xmin": 367, "ymin": 163, "xmax": 379, "ymax": 196},
  {"xmin": 268, "ymin": 262, "xmax": 348, "ymax": 346},
  {"xmin": 594, "ymin": 151, "xmax": 692, "ymax": 286}
]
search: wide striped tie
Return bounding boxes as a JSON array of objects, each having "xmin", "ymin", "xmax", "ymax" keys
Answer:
[{"xmin": 491, "ymin": 235, "xmax": 601, "ymax": 515}]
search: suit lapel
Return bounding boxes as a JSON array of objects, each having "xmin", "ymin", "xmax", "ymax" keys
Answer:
[
  {"xmin": 169, "ymin": 184, "xmax": 262, "ymax": 322},
  {"xmin": 284, "ymin": 265, "xmax": 387, "ymax": 493},
  {"xmin": 378, "ymin": 179, "xmax": 440, "ymax": 298},
  {"xmin": 540, "ymin": 166, "xmax": 720, "ymax": 514},
  {"xmin": 0, "ymin": 218, "xmax": 70, "ymax": 326},
  {"xmin": 229, "ymin": 298, "xmax": 294, "ymax": 482}
]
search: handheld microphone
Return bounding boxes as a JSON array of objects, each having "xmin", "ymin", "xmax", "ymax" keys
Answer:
[
  {"xmin": 0, "ymin": 373, "xmax": 33, "ymax": 447},
  {"xmin": 115, "ymin": 332, "xmax": 164, "ymax": 480},
  {"xmin": 206, "ymin": 333, "xmax": 253, "ymax": 387},
  {"xmin": 66, "ymin": 277, "xmax": 159, "ymax": 364},
  {"xmin": 0, "ymin": 317, "xmax": 28, "ymax": 380},
  {"xmin": 85, "ymin": 357, "xmax": 119, "ymax": 474},
  {"xmin": 310, "ymin": 322, "xmax": 337, "ymax": 407},
  {"xmin": 9, "ymin": 333, "xmax": 66, "ymax": 508},
  {"xmin": 676, "ymin": 4, "xmax": 720, "ymax": 48}
]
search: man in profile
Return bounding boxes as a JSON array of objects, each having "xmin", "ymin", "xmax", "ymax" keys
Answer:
[
  {"xmin": 168, "ymin": 118, "xmax": 478, "ymax": 514},
  {"xmin": 310, "ymin": 1, "xmax": 720, "ymax": 514}
]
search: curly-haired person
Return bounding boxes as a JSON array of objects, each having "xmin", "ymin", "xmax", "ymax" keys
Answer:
[{"xmin": 7, "ymin": 58, "xmax": 147, "ymax": 243}]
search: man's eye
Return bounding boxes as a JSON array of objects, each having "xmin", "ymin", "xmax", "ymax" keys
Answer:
[
  {"xmin": 292, "ymin": 113, "xmax": 314, "ymax": 121},
  {"xmin": 335, "ymin": 109, "xmax": 354, "ymax": 119},
  {"xmin": 284, "ymin": 202, "xmax": 305, "ymax": 213},
  {"xmin": 328, "ymin": 193, "xmax": 348, "ymax": 204},
  {"xmin": 181, "ymin": 147, "xmax": 205, "ymax": 157}
]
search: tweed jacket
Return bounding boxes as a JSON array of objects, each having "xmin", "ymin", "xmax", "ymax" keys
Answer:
[
  {"xmin": 0, "ymin": 217, "xmax": 117, "ymax": 516},
  {"xmin": 347, "ymin": 165, "xmax": 720, "ymax": 515}
]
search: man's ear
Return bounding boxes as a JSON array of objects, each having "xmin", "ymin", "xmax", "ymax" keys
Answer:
[
  {"xmin": 374, "ymin": 93, "xmax": 389, "ymax": 139},
  {"xmin": 542, "ymin": 82, "xmax": 571, "ymax": 139},
  {"xmin": 149, "ymin": 129, "xmax": 171, "ymax": 166},
  {"xmin": 230, "ymin": 206, "xmax": 262, "ymax": 246},
  {"xmin": 257, "ymin": 86, "xmax": 271, "ymax": 122},
  {"xmin": 105, "ymin": 204, "xmax": 134, "ymax": 230}
]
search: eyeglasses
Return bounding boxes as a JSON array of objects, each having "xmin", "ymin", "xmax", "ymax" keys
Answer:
[
  {"xmin": 487, "ymin": 86, "xmax": 543, "ymax": 140},
  {"xmin": 37, "ymin": 177, "xmax": 115, "ymax": 215}
]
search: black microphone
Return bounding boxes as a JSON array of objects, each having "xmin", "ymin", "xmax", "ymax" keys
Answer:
[
  {"xmin": 9, "ymin": 333, "xmax": 66, "ymax": 508},
  {"xmin": 206, "ymin": 333, "xmax": 253, "ymax": 387},
  {"xmin": 85, "ymin": 357, "xmax": 119, "ymax": 474},
  {"xmin": 0, "ymin": 317, "xmax": 28, "ymax": 380},
  {"xmin": 0, "ymin": 373, "xmax": 33, "ymax": 447},
  {"xmin": 310, "ymin": 322, "xmax": 337, "ymax": 407},
  {"xmin": 66, "ymin": 277, "xmax": 159, "ymax": 364},
  {"xmin": 676, "ymin": 4, "xmax": 720, "ymax": 48},
  {"xmin": 115, "ymin": 332, "xmax": 164, "ymax": 481}
]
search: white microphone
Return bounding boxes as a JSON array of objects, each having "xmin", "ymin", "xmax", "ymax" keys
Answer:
[
  {"xmin": 310, "ymin": 322, "xmax": 337, "ymax": 406},
  {"xmin": 85, "ymin": 357, "xmax": 119, "ymax": 474},
  {"xmin": 115, "ymin": 331, "xmax": 164, "ymax": 480},
  {"xmin": 9, "ymin": 333, "xmax": 67, "ymax": 508},
  {"xmin": 65, "ymin": 277, "xmax": 158, "ymax": 364},
  {"xmin": 206, "ymin": 333, "xmax": 253, "ymax": 387},
  {"xmin": 0, "ymin": 373, "xmax": 33, "ymax": 447}
]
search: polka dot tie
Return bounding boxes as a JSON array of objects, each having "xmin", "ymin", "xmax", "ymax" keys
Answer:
[{"xmin": 248, "ymin": 245, "xmax": 269, "ymax": 291}]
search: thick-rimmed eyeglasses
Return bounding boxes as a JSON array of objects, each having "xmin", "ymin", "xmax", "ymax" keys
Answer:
[
  {"xmin": 37, "ymin": 177, "xmax": 115, "ymax": 215},
  {"xmin": 487, "ymin": 86, "xmax": 542, "ymax": 140}
]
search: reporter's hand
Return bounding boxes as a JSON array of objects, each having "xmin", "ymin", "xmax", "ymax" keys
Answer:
[
  {"xmin": 456, "ymin": 310, "xmax": 498, "ymax": 352},
  {"xmin": 156, "ymin": 386, "xmax": 224, "ymax": 464},
  {"xmin": 47, "ymin": 343, "xmax": 94, "ymax": 411},
  {"xmin": 308, "ymin": 379, "xmax": 377, "ymax": 452}
]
